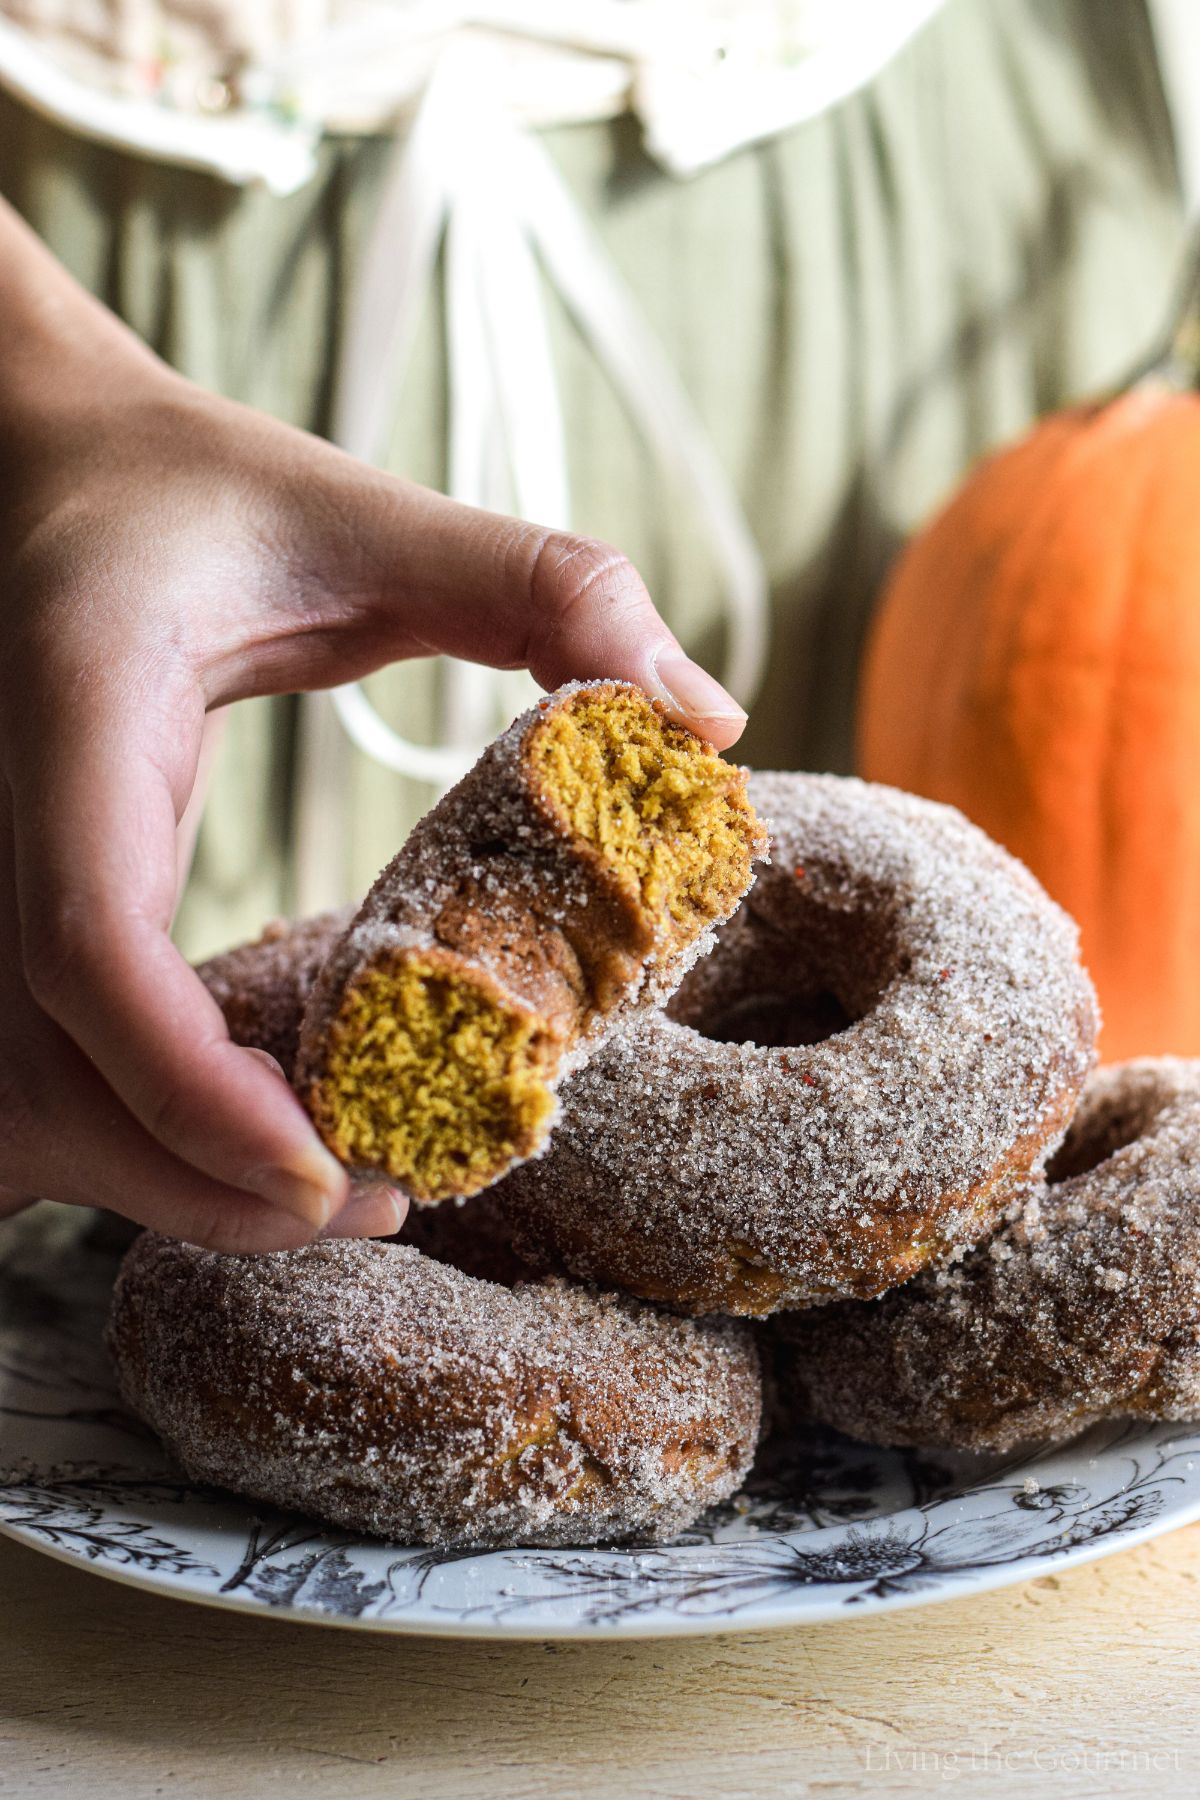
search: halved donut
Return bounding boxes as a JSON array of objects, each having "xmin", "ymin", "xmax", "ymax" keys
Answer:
[{"xmin": 294, "ymin": 681, "xmax": 765, "ymax": 1202}]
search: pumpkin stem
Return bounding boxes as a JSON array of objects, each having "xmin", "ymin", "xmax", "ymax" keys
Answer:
[{"xmin": 1130, "ymin": 236, "xmax": 1200, "ymax": 391}]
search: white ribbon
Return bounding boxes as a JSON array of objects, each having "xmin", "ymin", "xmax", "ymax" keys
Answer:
[
  {"xmin": 1146, "ymin": 0, "xmax": 1200, "ymax": 219},
  {"xmin": 295, "ymin": 48, "xmax": 770, "ymax": 907}
]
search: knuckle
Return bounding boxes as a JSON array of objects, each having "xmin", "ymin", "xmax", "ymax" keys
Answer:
[
  {"xmin": 186, "ymin": 1200, "xmax": 311, "ymax": 1257},
  {"xmin": 527, "ymin": 533, "xmax": 648, "ymax": 637},
  {"xmin": 146, "ymin": 1080, "xmax": 202, "ymax": 1157},
  {"xmin": 181, "ymin": 1206, "xmax": 246, "ymax": 1254}
]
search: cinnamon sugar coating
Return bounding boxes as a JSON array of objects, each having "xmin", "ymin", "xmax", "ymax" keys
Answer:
[
  {"xmin": 107, "ymin": 1236, "xmax": 762, "ymax": 1548},
  {"xmin": 498, "ymin": 773, "xmax": 1099, "ymax": 1315},
  {"xmin": 294, "ymin": 681, "xmax": 765, "ymax": 1202},
  {"xmin": 772, "ymin": 1060, "xmax": 1200, "ymax": 1451},
  {"xmin": 197, "ymin": 908, "xmax": 353, "ymax": 1079}
]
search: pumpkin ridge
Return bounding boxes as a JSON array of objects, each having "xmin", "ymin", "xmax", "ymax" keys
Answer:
[{"xmin": 858, "ymin": 379, "xmax": 1200, "ymax": 1061}]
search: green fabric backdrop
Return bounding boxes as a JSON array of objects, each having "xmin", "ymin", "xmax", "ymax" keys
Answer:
[{"xmin": 0, "ymin": 0, "xmax": 1186, "ymax": 956}]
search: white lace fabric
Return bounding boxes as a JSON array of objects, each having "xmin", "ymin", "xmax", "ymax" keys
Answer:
[{"xmin": 0, "ymin": 1, "xmax": 949, "ymax": 186}]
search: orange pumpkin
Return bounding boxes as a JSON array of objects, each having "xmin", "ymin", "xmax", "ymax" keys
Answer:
[{"xmin": 857, "ymin": 376, "xmax": 1200, "ymax": 1063}]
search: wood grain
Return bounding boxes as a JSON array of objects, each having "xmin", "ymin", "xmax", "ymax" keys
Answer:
[{"xmin": 2, "ymin": 1525, "xmax": 1199, "ymax": 1797}]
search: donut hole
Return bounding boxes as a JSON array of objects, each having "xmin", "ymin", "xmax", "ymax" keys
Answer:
[
  {"xmin": 699, "ymin": 990, "xmax": 854, "ymax": 1048},
  {"xmin": 667, "ymin": 885, "xmax": 899, "ymax": 1048},
  {"xmin": 529, "ymin": 685, "xmax": 762, "ymax": 952},
  {"xmin": 1046, "ymin": 1079, "xmax": 1166, "ymax": 1182}
]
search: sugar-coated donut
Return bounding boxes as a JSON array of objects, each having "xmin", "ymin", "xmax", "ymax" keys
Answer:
[
  {"xmin": 497, "ymin": 773, "xmax": 1099, "ymax": 1315},
  {"xmin": 196, "ymin": 908, "xmax": 352, "ymax": 1079},
  {"xmin": 771, "ymin": 1059, "xmax": 1200, "ymax": 1452},
  {"xmin": 107, "ymin": 1235, "xmax": 762, "ymax": 1548},
  {"xmin": 294, "ymin": 681, "xmax": 765, "ymax": 1203}
]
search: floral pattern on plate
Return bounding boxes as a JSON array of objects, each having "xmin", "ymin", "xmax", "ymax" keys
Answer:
[{"xmin": 3, "ymin": 1205, "xmax": 1199, "ymax": 1638}]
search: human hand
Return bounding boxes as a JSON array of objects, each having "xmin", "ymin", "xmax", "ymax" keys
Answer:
[{"xmin": 0, "ymin": 200, "xmax": 746, "ymax": 1252}]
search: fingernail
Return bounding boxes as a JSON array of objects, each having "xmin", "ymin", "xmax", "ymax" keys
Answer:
[
  {"xmin": 318, "ymin": 1185, "xmax": 404, "ymax": 1242},
  {"xmin": 651, "ymin": 648, "xmax": 747, "ymax": 725},
  {"xmin": 244, "ymin": 1145, "xmax": 344, "ymax": 1230}
]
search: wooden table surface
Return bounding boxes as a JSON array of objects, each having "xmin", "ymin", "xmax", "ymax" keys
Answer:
[{"xmin": 3, "ymin": 1522, "xmax": 1198, "ymax": 1798}]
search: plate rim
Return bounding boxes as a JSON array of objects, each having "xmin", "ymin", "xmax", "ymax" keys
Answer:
[
  {"xmin": 6, "ymin": 1207, "xmax": 1200, "ymax": 1642},
  {"xmin": 5, "ymin": 1490, "xmax": 1198, "ymax": 1641}
]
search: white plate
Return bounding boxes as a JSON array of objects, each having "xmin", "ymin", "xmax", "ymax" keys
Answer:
[{"xmin": 3, "ymin": 1204, "xmax": 1199, "ymax": 1639}]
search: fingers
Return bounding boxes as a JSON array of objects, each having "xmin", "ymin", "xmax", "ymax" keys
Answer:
[
  {"xmin": 518, "ymin": 530, "xmax": 750, "ymax": 752},
  {"xmin": 0, "ymin": 866, "xmax": 393, "ymax": 1252},
  {"xmin": 0, "ymin": 850, "xmax": 319, "ymax": 1252},
  {"xmin": 5, "ymin": 704, "xmax": 350, "ymax": 1233},
  {"xmin": 0, "ymin": 1021, "xmax": 366, "ymax": 1253},
  {"xmin": 0, "ymin": 922, "xmax": 402, "ymax": 1248},
  {"xmin": 369, "ymin": 485, "xmax": 749, "ymax": 749},
  {"xmin": 318, "ymin": 1182, "xmax": 408, "ymax": 1242},
  {"xmin": 208, "ymin": 458, "xmax": 749, "ymax": 750}
]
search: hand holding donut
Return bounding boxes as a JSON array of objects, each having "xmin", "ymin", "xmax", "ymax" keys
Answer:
[{"xmin": 0, "ymin": 196, "xmax": 746, "ymax": 1252}]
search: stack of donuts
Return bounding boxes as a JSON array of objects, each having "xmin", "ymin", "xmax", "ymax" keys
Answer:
[{"xmin": 107, "ymin": 681, "xmax": 1200, "ymax": 1550}]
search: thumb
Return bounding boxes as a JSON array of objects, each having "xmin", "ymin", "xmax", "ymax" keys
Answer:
[{"xmin": 209, "ymin": 459, "xmax": 749, "ymax": 751}]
